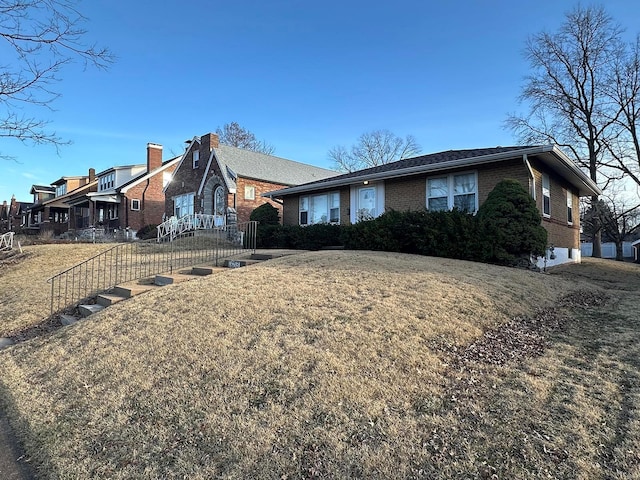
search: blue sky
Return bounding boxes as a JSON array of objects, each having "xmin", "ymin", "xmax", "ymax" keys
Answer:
[{"xmin": 2, "ymin": 0, "xmax": 640, "ymax": 202}]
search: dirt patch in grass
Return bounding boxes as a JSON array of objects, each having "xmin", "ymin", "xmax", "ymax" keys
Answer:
[{"xmin": 0, "ymin": 249, "xmax": 638, "ymax": 478}]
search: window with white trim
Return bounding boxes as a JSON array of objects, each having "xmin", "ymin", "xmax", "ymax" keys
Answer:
[
  {"xmin": 426, "ymin": 172, "xmax": 477, "ymax": 212},
  {"xmin": 99, "ymin": 173, "xmax": 115, "ymax": 191},
  {"xmin": 174, "ymin": 193, "xmax": 194, "ymax": 218},
  {"xmin": 131, "ymin": 199, "xmax": 140, "ymax": 211},
  {"xmin": 55, "ymin": 184, "xmax": 67, "ymax": 197},
  {"xmin": 193, "ymin": 150, "xmax": 199, "ymax": 169},
  {"xmin": 244, "ymin": 185, "xmax": 256, "ymax": 200},
  {"xmin": 566, "ymin": 190, "xmax": 573, "ymax": 224},
  {"xmin": 299, "ymin": 192, "xmax": 340, "ymax": 225},
  {"xmin": 542, "ymin": 174, "xmax": 550, "ymax": 217}
]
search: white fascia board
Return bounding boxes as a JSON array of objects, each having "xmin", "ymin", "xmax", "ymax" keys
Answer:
[
  {"xmin": 121, "ymin": 158, "xmax": 179, "ymax": 194},
  {"xmin": 263, "ymin": 145, "xmax": 602, "ymax": 199},
  {"xmin": 162, "ymin": 139, "xmax": 198, "ymax": 194},
  {"xmin": 262, "ymin": 146, "xmax": 552, "ymax": 198},
  {"xmin": 198, "ymin": 149, "xmax": 216, "ymax": 196}
]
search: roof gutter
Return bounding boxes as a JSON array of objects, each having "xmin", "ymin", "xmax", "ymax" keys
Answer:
[
  {"xmin": 263, "ymin": 146, "xmax": 559, "ymax": 198},
  {"xmin": 263, "ymin": 145, "xmax": 602, "ymax": 198}
]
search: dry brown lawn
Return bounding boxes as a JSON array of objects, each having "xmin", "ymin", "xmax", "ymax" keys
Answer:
[
  {"xmin": 0, "ymin": 243, "xmax": 107, "ymax": 337},
  {"xmin": 0, "ymin": 247, "xmax": 639, "ymax": 479}
]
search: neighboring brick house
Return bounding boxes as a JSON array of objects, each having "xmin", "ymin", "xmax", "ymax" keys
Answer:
[
  {"xmin": 25, "ymin": 173, "xmax": 95, "ymax": 236},
  {"xmin": 263, "ymin": 145, "xmax": 602, "ymax": 267},
  {"xmin": 75, "ymin": 144, "xmax": 179, "ymax": 234},
  {"xmin": 164, "ymin": 132, "xmax": 337, "ymax": 224},
  {"xmin": 0, "ymin": 196, "xmax": 32, "ymax": 233}
]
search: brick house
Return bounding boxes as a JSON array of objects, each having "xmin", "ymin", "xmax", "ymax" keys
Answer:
[
  {"xmin": 0, "ymin": 196, "xmax": 32, "ymax": 233},
  {"xmin": 71, "ymin": 144, "xmax": 179, "ymax": 235},
  {"xmin": 164, "ymin": 132, "xmax": 337, "ymax": 224},
  {"xmin": 25, "ymin": 173, "xmax": 96, "ymax": 236},
  {"xmin": 263, "ymin": 145, "xmax": 602, "ymax": 267}
]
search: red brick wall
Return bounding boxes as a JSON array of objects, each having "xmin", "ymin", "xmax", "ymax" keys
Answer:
[
  {"xmin": 164, "ymin": 140, "xmax": 204, "ymax": 216},
  {"xmin": 124, "ymin": 162, "xmax": 178, "ymax": 231},
  {"xmin": 235, "ymin": 177, "xmax": 288, "ymax": 223},
  {"xmin": 281, "ymin": 159, "xmax": 581, "ymax": 250}
]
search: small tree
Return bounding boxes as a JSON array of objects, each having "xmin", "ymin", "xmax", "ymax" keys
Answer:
[{"xmin": 476, "ymin": 179, "xmax": 547, "ymax": 265}]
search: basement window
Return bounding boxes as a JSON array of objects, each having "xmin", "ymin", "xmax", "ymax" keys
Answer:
[{"xmin": 131, "ymin": 199, "xmax": 140, "ymax": 211}]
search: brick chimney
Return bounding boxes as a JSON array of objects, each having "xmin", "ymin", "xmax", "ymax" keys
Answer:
[
  {"xmin": 201, "ymin": 133, "xmax": 219, "ymax": 151},
  {"xmin": 147, "ymin": 143, "xmax": 163, "ymax": 172},
  {"xmin": 89, "ymin": 168, "xmax": 96, "ymax": 183}
]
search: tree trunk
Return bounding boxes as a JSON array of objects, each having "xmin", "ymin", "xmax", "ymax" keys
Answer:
[
  {"xmin": 591, "ymin": 194, "xmax": 602, "ymax": 258},
  {"xmin": 616, "ymin": 240, "xmax": 624, "ymax": 261}
]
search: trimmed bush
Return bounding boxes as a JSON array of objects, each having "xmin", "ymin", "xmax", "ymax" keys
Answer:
[
  {"xmin": 136, "ymin": 224, "xmax": 158, "ymax": 240},
  {"xmin": 476, "ymin": 179, "xmax": 547, "ymax": 264},
  {"xmin": 250, "ymin": 203, "xmax": 280, "ymax": 225}
]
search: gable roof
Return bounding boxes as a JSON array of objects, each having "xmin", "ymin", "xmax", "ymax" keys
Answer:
[
  {"xmin": 214, "ymin": 144, "xmax": 336, "ymax": 186},
  {"xmin": 120, "ymin": 156, "xmax": 180, "ymax": 194},
  {"xmin": 30, "ymin": 185, "xmax": 55, "ymax": 194},
  {"xmin": 263, "ymin": 145, "xmax": 602, "ymax": 198}
]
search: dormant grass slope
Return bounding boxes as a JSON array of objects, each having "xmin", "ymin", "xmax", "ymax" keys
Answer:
[{"xmin": 0, "ymin": 248, "xmax": 638, "ymax": 478}]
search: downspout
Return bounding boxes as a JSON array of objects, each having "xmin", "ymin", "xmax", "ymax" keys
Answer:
[
  {"xmin": 140, "ymin": 178, "xmax": 150, "ymax": 227},
  {"xmin": 523, "ymin": 154, "xmax": 536, "ymax": 199},
  {"xmin": 268, "ymin": 195, "xmax": 284, "ymax": 206}
]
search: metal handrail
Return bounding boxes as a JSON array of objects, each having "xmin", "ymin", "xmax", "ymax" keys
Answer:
[
  {"xmin": 157, "ymin": 213, "xmax": 226, "ymax": 241},
  {"xmin": 47, "ymin": 221, "xmax": 257, "ymax": 314},
  {"xmin": 0, "ymin": 232, "xmax": 14, "ymax": 251}
]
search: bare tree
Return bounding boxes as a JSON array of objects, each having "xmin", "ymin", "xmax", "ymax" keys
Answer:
[
  {"xmin": 215, "ymin": 122, "xmax": 275, "ymax": 155},
  {"xmin": 329, "ymin": 129, "xmax": 421, "ymax": 172},
  {"xmin": 505, "ymin": 5, "xmax": 625, "ymax": 257},
  {"xmin": 1, "ymin": 0, "xmax": 114, "ymax": 157},
  {"xmin": 605, "ymin": 35, "xmax": 640, "ymax": 187}
]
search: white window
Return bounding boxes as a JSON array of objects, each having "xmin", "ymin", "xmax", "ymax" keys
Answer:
[
  {"xmin": 56, "ymin": 184, "xmax": 67, "ymax": 197},
  {"xmin": 174, "ymin": 193, "xmax": 194, "ymax": 218},
  {"xmin": 567, "ymin": 190, "xmax": 573, "ymax": 224},
  {"xmin": 193, "ymin": 150, "xmax": 199, "ymax": 169},
  {"xmin": 131, "ymin": 199, "xmax": 140, "ymax": 211},
  {"xmin": 427, "ymin": 172, "xmax": 477, "ymax": 212},
  {"xmin": 99, "ymin": 173, "xmax": 115, "ymax": 191},
  {"xmin": 244, "ymin": 185, "xmax": 256, "ymax": 200},
  {"xmin": 542, "ymin": 174, "xmax": 551, "ymax": 217},
  {"xmin": 357, "ymin": 187, "xmax": 376, "ymax": 220},
  {"xmin": 299, "ymin": 192, "xmax": 340, "ymax": 225}
]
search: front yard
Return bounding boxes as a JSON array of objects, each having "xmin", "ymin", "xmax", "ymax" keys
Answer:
[{"xmin": 0, "ymin": 247, "xmax": 638, "ymax": 478}]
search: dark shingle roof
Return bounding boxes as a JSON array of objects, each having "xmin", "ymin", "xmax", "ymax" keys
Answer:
[{"xmin": 297, "ymin": 146, "xmax": 535, "ymax": 188}]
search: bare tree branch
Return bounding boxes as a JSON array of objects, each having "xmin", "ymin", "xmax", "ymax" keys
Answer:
[
  {"xmin": 329, "ymin": 129, "xmax": 421, "ymax": 173},
  {"xmin": 0, "ymin": 0, "xmax": 114, "ymax": 157},
  {"xmin": 215, "ymin": 122, "xmax": 275, "ymax": 155}
]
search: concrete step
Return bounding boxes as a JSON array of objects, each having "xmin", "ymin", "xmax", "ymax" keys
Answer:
[
  {"xmin": 154, "ymin": 272, "xmax": 194, "ymax": 286},
  {"xmin": 96, "ymin": 293, "xmax": 126, "ymax": 307},
  {"xmin": 60, "ymin": 314, "xmax": 80, "ymax": 326},
  {"xmin": 113, "ymin": 284, "xmax": 153, "ymax": 298},
  {"xmin": 191, "ymin": 266, "xmax": 215, "ymax": 276},
  {"xmin": 250, "ymin": 253, "xmax": 273, "ymax": 260},
  {"xmin": 79, "ymin": 304, "xmax": 104, "ymax": 318}
]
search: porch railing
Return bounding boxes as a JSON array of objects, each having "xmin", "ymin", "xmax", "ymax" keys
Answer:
[
  {"xmin": 157, "ymin": 213, "xmax": 226, "ymax": 241},
  {"xmin": 0, "ymin": 232, "xmax": 14, "ymax": 251},
  {"xmin": 47, "ymin": 221, "xmax": 257, "ymax": 314}
]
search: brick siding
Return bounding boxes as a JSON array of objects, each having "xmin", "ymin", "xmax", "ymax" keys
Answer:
[{"xmin": 281, "ymin": 157, "xmax": 581, "ymax": 250}]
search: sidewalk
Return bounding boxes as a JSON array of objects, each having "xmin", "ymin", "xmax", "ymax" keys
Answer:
[{"xmin": 0, "ymin": 414, "xmax": 34, "ymax": 479}]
